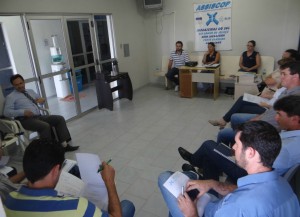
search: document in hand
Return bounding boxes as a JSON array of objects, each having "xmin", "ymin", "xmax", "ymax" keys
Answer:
[
  {"xmin": 243, "ymin": 93, "xmax": 269, "ymax": 104},
  {"xmin": 213, "ymin": 143, "xmax": 235, "ymax": 163},
  {"xmin": 76, "ymin": 153, "xmax": 109, "ymax": 211},
  {"xmin": 163, "ymin": 171, "xmax": 212, "ymax": 217},
  {"xmin": 55, "ymin": 170, "xmax": 85, "ymax": 197}
]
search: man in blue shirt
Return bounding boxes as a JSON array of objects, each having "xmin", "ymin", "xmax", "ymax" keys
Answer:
[
  {"xmin": 178, "ymin": 95, "xmax": 300, "ymax": 184},
  {"xmin": 158, "ymin": 121, "xmax": 300, "ymax": 217},
  {"xmin": 3, "ymin": 74, "xmax": 79, "ymax": 152},
  {"xmin": 165, "ymin": 41, "xmax": 189, "ymax": 91}
]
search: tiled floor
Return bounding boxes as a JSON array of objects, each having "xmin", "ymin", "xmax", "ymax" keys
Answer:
[{"xmin": 8, "ymin": 84, "xmax": 234, "ymax": 216}]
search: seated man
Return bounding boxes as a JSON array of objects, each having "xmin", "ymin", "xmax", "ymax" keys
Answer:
[
  {"xmin": 3, "ymin": 74, "xmax": 78, "ymax": 152},
  {"xmin": 208, "ymin": 57, "xmax": 293, "ymax": 129},
  {"xmin": 178, "ymin": 95, "xmax": 300, "ymax": 183},
  {"xmin": 165, "ymin": 41, "xmax": 189, "ymax": 91},
  {"xmin": 4, "ymin": 139, "xmax": 135, "ymax": 217},
  {"xmin": 158, "ymin": 121, "xmax": 300, "ymax": 217},
  {"xmin": 218, "ymin": 60, "xmax": 300, "ymax": 145}
]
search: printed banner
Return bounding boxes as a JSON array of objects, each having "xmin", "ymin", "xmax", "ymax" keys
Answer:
[{"xmin": 194, "ymin": 1, "xmax": 232, "ymax": 51}]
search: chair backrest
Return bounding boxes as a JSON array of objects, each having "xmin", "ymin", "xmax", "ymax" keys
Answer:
[
  {"xmin": 259, "ymin": 56, "xmax": 275, "ymax": 75},
  {"xmin": 161, "ymin": 56, "xmax": 169, "ymax": 72},
  {"xmin": 284, "ymin": 164, "xmax": 300, "ymax": 202}
]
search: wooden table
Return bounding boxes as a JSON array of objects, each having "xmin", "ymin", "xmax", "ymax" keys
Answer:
[{"xmin": 179, "ymin": 65, "xmax": 220, "ymax": 100}]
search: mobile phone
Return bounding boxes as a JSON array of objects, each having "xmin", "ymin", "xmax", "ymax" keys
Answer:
[{"xmin": 187, "ymin": 189, "xmax": 200, "ymax": 201}]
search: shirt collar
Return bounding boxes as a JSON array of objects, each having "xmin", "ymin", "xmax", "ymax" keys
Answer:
[
  {"xmin": 280, "ymin": 130, "xmax": 300, "ymax": 139},
  {"xmin": 237, "ymin": 170, "xmax": 278, "ymax": 187},
  {"xmin": 284, "ymin": 86, "xmax": 300, "ymax": 95},
  {"xmin": 19, "ymin": 186, "xmax": 58, "ymax": 197}
]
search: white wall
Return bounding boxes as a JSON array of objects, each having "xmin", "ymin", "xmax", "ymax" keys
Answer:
[
  {"xmin": 1, "ymin": 0, "xmax": 299, "ymax": 87},
  {"xmin": 0, "ymin": 16, "xmax": 33, "ymax": 79},
  {"xmin": 0, "ymin": 0, "xmax": 149, "ymax": 90},
  {"xmin": 145, "ymin": 0, "xmax": 300, "ymax": 82}
]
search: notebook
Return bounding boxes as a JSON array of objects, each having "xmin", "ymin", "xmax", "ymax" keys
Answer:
[{"xmin": 213, "ymin": 143, "xmax": 235, "ymax": 163}]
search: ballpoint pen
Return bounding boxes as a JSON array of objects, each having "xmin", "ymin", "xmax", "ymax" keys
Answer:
[{"xmin": 97, "ymin": 159, "xmax": 112, "ymax": 173}]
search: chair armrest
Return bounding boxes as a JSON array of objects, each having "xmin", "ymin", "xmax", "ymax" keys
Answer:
[
  {"xmin": 0, "ymin": 119, "xmax": 22, "ymax": 134},
  {"xmin": 39, "ymin": 107, "xmax": 50, "ymax": 115}
]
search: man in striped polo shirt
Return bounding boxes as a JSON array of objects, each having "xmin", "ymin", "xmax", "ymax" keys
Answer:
[
  {"xmin": 4, "ymin": 139, "xmax": 135, "ymax": 217},
  {"xmin": 165, "ymin": 41, "xmax": 190, "ymax": 91}
]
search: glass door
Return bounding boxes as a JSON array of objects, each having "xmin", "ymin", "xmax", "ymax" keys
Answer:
[
  {"xmin": 26, "ymin": 16, "xmax": 77, "ymax": 120},
  {"xmin": 64, "ymin": 17, "xmax": 98, "ymax": 113},
  {"xmin": 26, "ymin": 15, "xmax": 98, "ymax": 119}
]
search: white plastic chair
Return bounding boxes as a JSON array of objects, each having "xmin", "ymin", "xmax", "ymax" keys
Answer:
[{"xmin": 0, "ymin": 87, "xmax": 27, "ymax": 151}]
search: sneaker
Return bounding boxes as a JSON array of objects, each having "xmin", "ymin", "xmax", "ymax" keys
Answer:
[
  {"xmin": 174, "ymin": 85, "xmax": 179, "ymax": 92},
  {"xmin": 182, "ymin": 163, "xmax": 197, "ymax": 173}
]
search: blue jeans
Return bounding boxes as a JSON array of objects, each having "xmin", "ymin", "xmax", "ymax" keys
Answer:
[
  {"xmin": 223, "ymin": 96, "xmax": 266, "ymax": 122},
  {"xmin": 102, "ymin": 200, "xmax": 135, "ymax": 217},
  {"xmin": 158, "ymin": 171, "xmax": 198, "ymax": 217},
  {"xmin": 166, "ymin": 67, "xmax": 179, "ymax": 85}
]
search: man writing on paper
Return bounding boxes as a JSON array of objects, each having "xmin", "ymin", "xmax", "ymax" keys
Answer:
[
  {"xmin": 158, "ymin": 121, "xmax": 299, "ymax": 217},
  {"xmin": 3, "ymin": 74, "xmax": 79, "ymax": 152},
  {"xmin": 4, "ymin": 139, "xmax": 135, "ymax": 217}
]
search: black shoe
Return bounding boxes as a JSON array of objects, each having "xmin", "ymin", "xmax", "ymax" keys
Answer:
[
  {"xmin": 182, "ymin": 163, "xmax": 196, "ymax": 173},
  {"xmin": 178, "ymin": 147, "xmax": 192, "ymax": 162},
  {"xmin": 64, "ymin": 144, "xmax": 79, "ymax": 152}
]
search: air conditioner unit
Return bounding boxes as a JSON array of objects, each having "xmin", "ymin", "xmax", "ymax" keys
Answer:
[{"xmin": 144, "ymin": 0, "xmax": 163, "ymax": 10}]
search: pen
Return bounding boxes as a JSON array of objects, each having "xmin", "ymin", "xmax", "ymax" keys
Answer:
[
  {"xmin": 97, "ymin": 159, "xmax": 112, "ymax": 173},
  {"xmin": 181, "ymin": 186, "xmax": 184, "ymax": 196}
]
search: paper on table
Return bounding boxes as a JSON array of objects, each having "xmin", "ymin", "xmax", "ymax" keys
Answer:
[
  {"xmin": 203, "ymin": 63, "xmax": 220, "ymax": 68},
  {"xmin": 55, "ymin": 170, "xmax": 85, "ymax": 197},
  {"xmin": 76, "ymin": 153, "xmax": 108, "ymax": 211},
  {"xmin": 163, "ymin": 171, "xmax": 190, "ymax": 198},
  {"xmin": 243, "ymin": 93, "xmax": 269, "ymax": 104},
  {"xmin": 0, "ymin": 156, "xmax": 9, "ymax": 166}
]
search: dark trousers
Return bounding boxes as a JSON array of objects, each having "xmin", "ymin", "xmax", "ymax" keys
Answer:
[
  {"xmin": 190, "ymin": 140, "xmax": 247, "ymax": 183},
  {"xmin": 223, "ymin": 96, "xmax": 266, "ymax": 123},
  {"xmin": 20, "ymin": 115, "xmax": 71, "ymax": 143},
  {"xmin": 165, "ymin": 67, "xmax": 179, "ymax": 85}
]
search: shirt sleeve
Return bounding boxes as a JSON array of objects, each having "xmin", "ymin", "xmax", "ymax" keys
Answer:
[
  {"xmin": 3, "ymin": 94, "xmax": 25, "ymax": 118},
  {"xmin": 184, "ymin": 51, "xmax": 190, "ymax": 62},
  {"xmin": 272, "ymin": 146, "xmax": 290, "ymax": 175}
]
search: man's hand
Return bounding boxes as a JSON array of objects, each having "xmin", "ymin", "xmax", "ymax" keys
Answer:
[
  {"xmin": 36, "ymin": 98, "xmax": 45, "ymax": 104},
  {"xmin": 186, "ymin": 180, "xmax": 213, "ymax": 198},
  {"xmin": 100, "ymin": 161, "xmax": 122, "ymax": 217},
  {"xmin": 177, "ymin": 193, "xmax": 198, "ymax": 217},
  {"xmin": 100, "ymin": 161, "xmax": 115, "ymax": 186},
  {"xmin": 24, "ymin": 110, "xmax": 34, "ymax": 117}
]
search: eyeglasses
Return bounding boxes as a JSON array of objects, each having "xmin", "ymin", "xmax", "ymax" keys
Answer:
[{"xmin": 247, "ymin": 45, "xmax": 253, "ymax": 47}]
